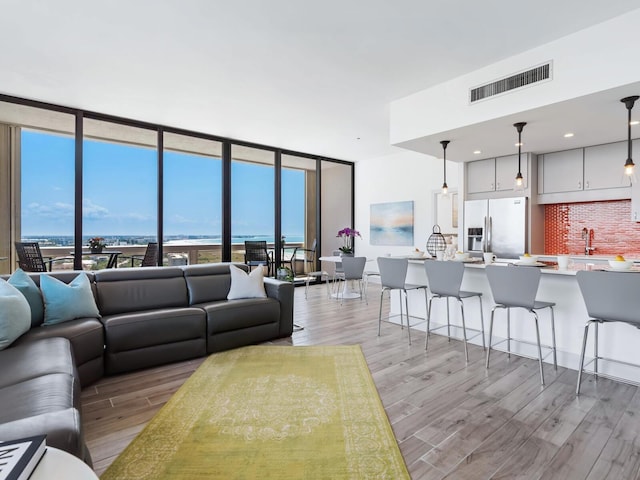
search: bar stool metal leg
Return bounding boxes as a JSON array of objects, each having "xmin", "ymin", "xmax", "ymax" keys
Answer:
[
  {"xmin": 507, "ymin": 308, "xmax": 511, "ymax": 358},
  {"xmin": 378, "ymin": 290, "xmax": 385, "ymax": 336},
  {"xmin": 446, "ymin": 299, "xmax": 451, "ymax": 341},
  {"xmin": 533, "ymin": 311, "xmax": 545, "ymax": 386},
  {"xmin": 459, "ymin": 299, "xmax": 469, "ymax": 363},
  {"xmin": 478, "ymin": 297, "xmax": 486, "ymax": 350},
  {"xmin": 576, "ymin": 320, "xmax": 592, "ymax": 395},
  {"xmin": 594, "ymin": 321, "xmax": 599, "ymax": 380},
  {"xmin": 405, "ymin": 290, "xmax": 412, "ymax": 345},
  {"xmin": 550, "ymin": 307, "xmax": 557, "ymax": 370},
  {"xmin": 486, "ymin": 306, "xmax": 499, "ymax": 369},
  {"xmin": 425, "ymin": 296, "xmax": 434, "ymax": 351}
]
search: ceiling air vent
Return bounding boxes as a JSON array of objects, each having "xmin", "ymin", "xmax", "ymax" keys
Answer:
[{"xmin": 470, "ymin": 62, "xmax": 552, "ymax": 103}]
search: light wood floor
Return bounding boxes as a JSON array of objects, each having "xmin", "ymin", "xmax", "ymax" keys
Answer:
[{"xmin": 81, "ymin": 283, "xmax": 640, "ymax": 479}]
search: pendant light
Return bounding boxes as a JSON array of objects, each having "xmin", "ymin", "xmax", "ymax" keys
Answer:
[
  {"xmin": 513, "ymin": 122, "xmax": 526, "ymax": 191},
  {"xmin": 621, "ymin": 95, "xmax": 639, "ymax": 182},
  {"xmin": 440, "ymin": 140, "xmax": 450, "ymax": 196}
]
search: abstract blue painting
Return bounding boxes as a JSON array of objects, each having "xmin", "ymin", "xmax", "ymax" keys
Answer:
[{"xmin": 370, "ymin": 201, "xmax": 414, "ymax": 246}]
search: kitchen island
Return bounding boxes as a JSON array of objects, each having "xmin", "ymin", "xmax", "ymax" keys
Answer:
[{"xmin": 385, "ymin": 257, "xmax": 640, "ymax": 385}]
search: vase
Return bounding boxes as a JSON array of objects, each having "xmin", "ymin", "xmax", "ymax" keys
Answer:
[
  {"xmin": 90, "ymin": 246, "xmax": 103, "ymax": 254},
  {"xmin": 340, "ymin": 252, "xmax": 353, "ymax": 257}
]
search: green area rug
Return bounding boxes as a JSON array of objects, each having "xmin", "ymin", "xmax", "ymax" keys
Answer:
[{"xmin": 101, "ymin": 345, "xmax": 409, "ymax": 479}]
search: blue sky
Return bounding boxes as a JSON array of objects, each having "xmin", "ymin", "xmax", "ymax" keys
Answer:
[{"xmin": 21, "ymin": 130, "xmax": 305, "ymax": 238}]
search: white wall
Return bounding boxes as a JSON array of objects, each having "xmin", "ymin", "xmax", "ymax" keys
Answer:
[{"xmin": 354, "ymin": 149, "xmax": 459, "ymax": 264}]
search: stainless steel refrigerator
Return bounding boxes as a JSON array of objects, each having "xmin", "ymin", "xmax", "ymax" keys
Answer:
[{"xmin": 463, "ymin": 197, "xmax": 528, "ymax": 258}]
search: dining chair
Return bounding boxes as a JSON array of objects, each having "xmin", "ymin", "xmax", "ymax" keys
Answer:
[
  {"xmin": 576, "ymin": 270, "xmax": 640, "ymax": 395},
  {"xmin": 335, "ymin": 256, "xmax": 367, "ymax": 304},
  {"xmin": 244, "ymin": 241, "xmax": 274, "ymax": 276},
  {"xmin": 14, "ymin": 241, "xmax": 71, "ymax": 272},
  {"xmin": 119, "ymin": 242, "xmax": 159, "ymax": 267},
  {"xmin": 485, "ymin": 264, "xmax": 557, "ymax": 386},
  {"xmin": 281, "ymin": 239, "xmax": 317, "ymax": 276},
  {"xmin": 423, "ymin": 260, "xmax": 485, "ymax": 363},
  {"xmin": 377, "ymin": 257, "xmax": 428, "ymax": 345}
]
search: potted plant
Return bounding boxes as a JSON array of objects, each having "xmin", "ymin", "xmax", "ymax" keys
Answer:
[
  {"xmin": 336, "ymin": 227, "xmax": 361, "ymax": 256},
  {"xmin": 88, "ymin": 237, "xmax": 106, "ymax": 254}
]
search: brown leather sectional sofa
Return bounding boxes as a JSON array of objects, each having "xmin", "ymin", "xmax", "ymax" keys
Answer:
[{"xmin": 0, "ymin": 263, "xmax": 294, "ymax": 466}]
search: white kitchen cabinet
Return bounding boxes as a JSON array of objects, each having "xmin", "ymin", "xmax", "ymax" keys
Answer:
[
  {"xmin": 584, "ymin": 142, "xmax": 631, "ymax": 190},
  {"xmin": 467, "ymin": 158, "xmax": 495, "ymax": 194},
  {"xmin": 496, "ymin": 154, "xmax": 527, "ymax": 191},
  {"xmin": 540, "ymin": 149, "xmax": 583, "ymax": 193}
]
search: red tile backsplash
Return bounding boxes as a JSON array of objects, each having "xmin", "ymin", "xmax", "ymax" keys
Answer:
[{"xmin": 544, "ymin": 200, "xmax": 640, "ymax": 256}]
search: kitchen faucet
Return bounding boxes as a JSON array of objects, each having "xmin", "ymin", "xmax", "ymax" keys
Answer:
[{"xmin": 582, "ymin": 228, "xmax": 595, "ymax": 255}]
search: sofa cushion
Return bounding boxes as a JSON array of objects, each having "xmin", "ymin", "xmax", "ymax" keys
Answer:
[
  {"xmin": 0, "ymin": 408, "xmax": 87, "ymax": 463},
  {"xmin": 199, "ymin": 297, "xmax": 280, "ymax": 334},
  {"xmin": 7, "ymin": 268, "xmax": 44, "ymax": 327},
  {"xmin": 0, "ymin": 373, "xmax": 78, "ymax": 423},
  {"xmin": 40, "ymin": 273, "xmax": 100, "ymax": 325},
  {"xmin": 95, "ymin": 267, "xmax": 188, "ymax": 315},
  {"xmin": 101, "ymin": 307, "xmax": 206, "ymax": 352},
  {"xmin": 227, "ymin": 264, "xmax": 267, "ymax": 300},
  {"xmin": 0, "ymin": 279, "xmax": 31, "ymax": 351},
  {"xmin": 0, "ymin": 337, "xmax": 76, "ymax": 389},
  {"xmin": 14, "ymin": 318, "xmax": 104, "ymax": 387}
]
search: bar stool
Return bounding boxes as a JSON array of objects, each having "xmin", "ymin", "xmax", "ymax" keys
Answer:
[
  {"xmin": 576, "ymin": 270, "xmax": 640, "ymax": 395},
  {"xmin": 485, "ymin": 265, "xmax": 557, "ymax": 386},
  {"xmin": 377, "ymin": 257, "xmax": 428, "ymax": 345},
  {"xmin": 423, "ymin": 260, "xmax": 485, "ymax": 363}
]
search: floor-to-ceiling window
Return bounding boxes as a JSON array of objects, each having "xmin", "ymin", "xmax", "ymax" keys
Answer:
[
  {"xmin": 282, "ymin": 154, "xmax": 317, "ymax": 274},
  {"xmin": 230, "ymin": 145, "xmax": 275, "ymax": 263},
  {"xmin": 163, "ymin": 132, "xmax": 222, "ymax": 264},
  {"xmin": 82, "ymin": 119, "xmax": 157, "ymax": 269},
  {"xmin": 0, "ymin": 94, "xmax": 354, "ymax": 275},
  {"xmin": 0, "ymin": 101, "xmax": 76, "ymax": 274}
]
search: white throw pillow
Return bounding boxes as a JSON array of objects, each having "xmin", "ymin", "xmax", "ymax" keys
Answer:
[
  {"xmin": 227, "ymin": 264, "xmax": 267, "ymax": 300},
  {"xmin": 0, "ymin": 279, "xmax": 31, "ymax": 351}
]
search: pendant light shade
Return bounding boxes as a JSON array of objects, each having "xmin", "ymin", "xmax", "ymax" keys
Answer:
[
  {"xmin": 621, "ymin": 95, "xmax": 639, "ymax": 182},
  {"xmin": 513, "ymin": 122, "xmax": 526, "ymax": 191},
  {"xmin": 440, "ymin": 140, "xmax": 450, "ymax": 196}
]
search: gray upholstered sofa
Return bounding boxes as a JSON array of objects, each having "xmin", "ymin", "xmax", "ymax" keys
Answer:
[{"xmin": 0, "ymin": 263, "xmax": 294, "ymax": 465}]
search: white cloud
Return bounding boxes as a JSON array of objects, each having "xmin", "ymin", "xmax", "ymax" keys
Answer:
[
  {"xmin": 82, "ymin": 198, "xmax": 110, "ymax": 219},
  {"xmin": 26, "ymin": 201, "xmax": 74, "ymax": 217}
]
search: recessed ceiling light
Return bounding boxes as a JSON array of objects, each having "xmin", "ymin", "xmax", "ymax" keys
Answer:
[
  {"xmin": 473, "ymin": 150, "xmax": 481, "ymax": 155},
  {"xmin": 631, "ymin": 121, "xmax": 639, "ymax": 126},
  {"xmin": 564, "ymin": 133, "xmax": 574, "ymax": 138}
]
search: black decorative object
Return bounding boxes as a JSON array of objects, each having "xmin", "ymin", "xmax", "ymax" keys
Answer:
[
  {"xmin": 426, "ymin": 225, "xmax": 446, "ymax": 257},
  {"xmin": 513, "ymin": 122, "xmax": 526, "ymax": 191},
  {"xmin": 621, "ymin": 95, "xmax": 639, "ymax": 181},
  {"xmin": 440, "ymin": 140, "xmax": 450, "ymax": 195}
]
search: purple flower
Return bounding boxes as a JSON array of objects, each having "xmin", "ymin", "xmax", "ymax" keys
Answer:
[{"xmin": 336, "ymin": 227, "xmax": 361, "ymax": 253}]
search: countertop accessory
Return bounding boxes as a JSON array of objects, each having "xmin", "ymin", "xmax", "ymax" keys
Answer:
[
  {"xmin": 426, "ymin": 225, "xmax": 446, "ymax": 257},
  {"xmin": 608, "ymin": 259, "xmax": 633, "ymax": 271}
]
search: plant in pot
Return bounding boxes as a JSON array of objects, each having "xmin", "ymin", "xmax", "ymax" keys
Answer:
[
  {"xmin": 336, "ymin": 227, "xmax": 361, "ymax": 256},
  {"xmin": 88, "ymin": 237, "xmax": 106, "ymax": 254}
]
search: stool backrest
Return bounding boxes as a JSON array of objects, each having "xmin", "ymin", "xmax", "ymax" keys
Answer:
[
  {"xmin": 377, "ymin": 257, "xmax": 408, "ymax": 290},
  {"xmin": 485, "ymin": 264, "xmax": 540, "ymax": 309},
  {"xmin": 577, "ymin": 270, "xmax": 640, "ymax": 326},
  {"xmin": 341, "ymin": 256, "xmax": 367, "ymax": 280},
  {"xmin": 424, "ymin": 260, "xmax": 464, "ymax": 296}
]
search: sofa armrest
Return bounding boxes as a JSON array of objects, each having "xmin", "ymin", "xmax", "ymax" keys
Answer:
[{"xmin": 263, "ymin": 278, "xmax": 294, "ymax": 337}]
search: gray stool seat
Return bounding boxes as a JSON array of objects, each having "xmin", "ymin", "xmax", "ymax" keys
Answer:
[
  {"xmin": 335, "ymin": 256, "xmax": 367, "ymax": 304},
  {"xmin": 424, "ymin": 260, "xmax": 485, "ymax": 363},
  {"xmin": 485, "ymin": 265, "xmax": 557, "ymax": 386},
  {"xmin": 377, "ymin": 257, "xmax": 428, "ymax": 345},
  {"xmin": 576, "ymin": 270, "xmax": 640, "ymax": 395}
]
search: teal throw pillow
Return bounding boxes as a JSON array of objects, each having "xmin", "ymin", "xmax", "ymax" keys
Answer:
[
  {"xmin": 40, "ymin": 273, "xmax": 100, "ymax": 325},
  {"xmin": 0, "ymin": 279, "xmax": 31, "ymax": 350},
  {"xmin": 8, "ymin": 268, "xmax": 44, "ymax": 327}
]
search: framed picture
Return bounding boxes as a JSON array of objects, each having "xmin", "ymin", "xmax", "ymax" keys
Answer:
[{"xmin": 370, "ymin": 201, "xmax": 414, "ymax": 246}]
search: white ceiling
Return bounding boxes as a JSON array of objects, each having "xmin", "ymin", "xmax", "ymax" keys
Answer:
[{"xmin": 1, "ymin": 0, "xmax": 639, "ymax": 162}]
